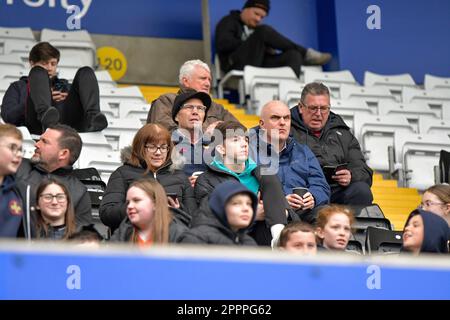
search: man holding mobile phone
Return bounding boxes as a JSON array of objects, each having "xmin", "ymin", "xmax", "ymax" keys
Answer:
[
  {"xmin": 249, "ymin": 100, "xmax": 330, "ymax": 223},
  {"xmin": 290, "ymin": 82, "xmax": 373, "ymax": 206}
]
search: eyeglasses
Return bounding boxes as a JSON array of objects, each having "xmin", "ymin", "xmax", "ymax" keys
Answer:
[
  {"xmin": 181, "ymin": 104, "xmax": 207, "ymax": 112},
  {"xmin": 0, "ymin": 143, "xmax": 23, "ymax": 155},
  {"xmin": 145, "ymin": 144, "xmax": 169, "ymax": 153},
  {"xmin": 419, "ymin": 201, "xmax": 445, "ymax": 209},
  {"xmin": 40, "ymin": 193, "xmax": 67, "ymax": 203},
  {"xmin": 301, "ymin": 104, "xmax": 330, "ymax": 114}
]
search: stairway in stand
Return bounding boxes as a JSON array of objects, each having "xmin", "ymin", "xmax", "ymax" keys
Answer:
[{"xmin": 371, "ymin": 173, "xmax": 421, "ymax": 230}]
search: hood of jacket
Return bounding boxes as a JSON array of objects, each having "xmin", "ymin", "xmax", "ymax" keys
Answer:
[
  {"xmin": 403, "ymin": 209, "xmax": 449, "ymax": 254},
  {"xmin": 208, "ymin": 180, "xmax": 258, "ymax": 232}
]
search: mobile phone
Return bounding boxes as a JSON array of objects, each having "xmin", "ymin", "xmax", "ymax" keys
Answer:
[
  {"xmin": 292, "ymin": 187, "xmax": 308, "ymax": 198},
  {"xmin": 166, "ymin": 193, "xmax": 178, "ymax": 201},
  {"xmin": 334, "ymin": 163, "xmax": 348, "ymax": 173}
]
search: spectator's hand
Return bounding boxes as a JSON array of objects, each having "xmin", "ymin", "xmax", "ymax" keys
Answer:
[
  {"xmin": 333, "ymin": 169, "xmax": 352, "ymax": 187},
  {"xmin": 167, "ymin": 196, "xmax": 180, "ymax": 209},
  {"xmin": 255, "ymin": 192, "xmax": 265, "ymax": 221},
  {"xmin": 52, "ymin": 90, "xmax": 68, "ymax": 102},
  {"xmin": 301, "ymin": 192, "xmax": 315, "ymax": 210},
  {"xmin": 286, "ymin": 194, "xmax": 303, "ymax": 210},
  {"xmin": 188, "ymin": 175, "xmax": 198, "ymax": 188},
  {"xmin": 204, "ymin": 121, "xmax": 223, "ymax": 136}
]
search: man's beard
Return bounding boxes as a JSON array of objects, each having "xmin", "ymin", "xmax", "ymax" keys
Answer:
[{"xmin": 30, "ymin": 154, "xmax": 42, "ymax": 165}]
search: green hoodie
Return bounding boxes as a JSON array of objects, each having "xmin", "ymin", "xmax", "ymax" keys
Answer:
[{"xmin": 211, "ymin": 158, "xmax": 260, "ymax": 194}]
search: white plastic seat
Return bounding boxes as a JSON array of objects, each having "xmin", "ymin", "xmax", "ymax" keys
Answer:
[
  {"xmin": 340, "ymin": 84, "xmax": 396, "ymax": 114},
  {"xmin": 118, "ymin": 103, "xmax": 150, "ymax": 125},
  {"xmin": 402, "ymin": 87, "xmax": 450, "ymax": 118},
  {"xmin": 102, "ymin": 117, "xmax": 142, "ymax": 150},
  {"xmin": 215, "ymin": 54, "xmax": 245, "ymax": 105},
  {"xmin": 424, "ymin": 74, "xmax": 450, "ymax": 91},
  {"xmin": 419, "ymin": 117, "xmax": 450, "ymax": 137},
  {"xmin": 40, "ymin": 28, "xmax": 96, "ymax": 68},
  {"xmin": 244, "ymin": 65, "xmax": 297, "ymax": 114},
  {"xmin": 278, "ymin": 79, "xmax": 304, "ymax": 108},
  {"xmin": 17, "ymin": 126, "xmax": 36, "ymax": 159},
  {"xmin": 364, "ymin": 71, "xmax": 416, "ymax": 102},
  {"xmin": 354, "ymin": 114, "xmax": 415, "ymax": 171},
  {"xmin": 1, "ymin": 39, "xmax": 36, "ymax": 55},
  {"xmin": 304, "ymin": 70, "xmax": 357, "ymax": 99},
  {"xmin": 393, "ymin": 132, "xmax": 450, "ymax": 190},
  {"xmin": 330, "ymin": 99, "xmax": 375, "ymax": 132},
  {"xmin": 77, "ymin": 151, "xmax": 121, "ymax": 183},
  {"xmin": 0, "ymin": 27, "xmax": 35, "ymax": 41},
  {"xmin": 378, "ymin": 100, "xmax": 440, "ymax": 133}
]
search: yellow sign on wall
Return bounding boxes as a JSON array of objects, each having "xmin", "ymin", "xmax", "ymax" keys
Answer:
[{"xmin": 97, "ymin": 46, "xmax": 127, "ymax": 81}]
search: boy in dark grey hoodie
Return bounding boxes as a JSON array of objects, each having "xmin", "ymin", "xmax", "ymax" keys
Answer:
[{"xmin": 179, "ymin": 181, "xmax": 258, "ymax": 246}]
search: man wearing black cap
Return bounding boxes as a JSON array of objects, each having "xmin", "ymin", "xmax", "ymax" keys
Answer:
[
  {"xmin": 172, "ymin": 90, "xmax": 213, "ymax": 186},
  {"xmin": 215, "ymin": 0, "xmax": 331, "ymax": 77}
]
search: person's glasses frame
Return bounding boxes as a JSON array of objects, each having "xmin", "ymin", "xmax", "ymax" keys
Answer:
[
  {"xmin": 40, "ymin": 193, "xmax": 67, "ymax": 203},
  {"xmin": 145, "ymin": 144, "xmax": 169, "ymax": 153},
  {"xmin": 181, "ymin": 104, "xmax": 207, "ymax": 112},
  {"xmin": 300, "ymin": 102, "xmax": 331, "ymax": 114},
  {"xmin": 0, "ymin": 143, "xmax": 23, "ymax": 155}
]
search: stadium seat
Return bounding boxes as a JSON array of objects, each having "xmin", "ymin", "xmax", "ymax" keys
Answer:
[
  {"xmin": 215, "ymin": 54, "xmax": 245, "ymax": 105},
  {"xmin": 0, "ymin": 27, "xmax": 35, "ymax": 41},
  {"xmin": 304, "ymin": 69, "xmax": 357, "ymax": 98},
  {"xmin": 243, "ymin": 65, "xmax": 297, "ymax": 114},
  {"xmin": 340, "ymin": 84, "xmax": 396, "ymax": 114},
  {"xmin": 346, "ymin": 239, "xmax": 364, "ymax": 255},
  {"xmin": 329, "ymin": 99, "xmax": 374, "ymax": 132},
  {"xmin": 418, "ymin": 117, "xmax": 450, "ymax": 137},
  {"xmin": 390, "ymin": 132, "xmax": 450, "ymax": 190},
  {"xmin": 17, "ymin": 126, "xmax": 37, "ymax": 159},
  {"xmin": 102, "ymin": 117, "xmax": 142, "ymax": 150},
  {"xmin": 365, "ymin": 226, "xmax": 403, "ymax": 255},
  {"xmin": 438, "ymin": 150, "xmax": 450, "ymax": 184},
  {"xmin": 378, "ymin": 100, "xmax": 440, "ymax": 132},
  {"xmin": 354, "ymin": 113, "xmax": 415, "ymax": 171},
  {"xmin": 424, "ymin": 74, "xmax": 450, "ymax": 91},
  {"xmin": 118, "ymin": 103, "xmax": 150, "ymax": 125},
  {"xmin": 278, "ymin": 78, "xmax": 304, "ymax": 108},
  {"xmin": 40, "ymin": 28, "xmax": 97, "ymax": 68},
  {"xmin": 77, "ymin": 150, "xmax": 121, "ymax": 183},
  {"xmin": 402, "ymin": 87, "xmax": 450, "ymax": 118},
  {"xmin": 352, "ymin": 204, "xmax": 385, "ymax": 218},
  {"xmin": 364, "ymin": 71, "xmax": 416, "ymax": 102},
  {"xmin": 1, "ymin": 39, "xmax": 36, "ymax": 56}
]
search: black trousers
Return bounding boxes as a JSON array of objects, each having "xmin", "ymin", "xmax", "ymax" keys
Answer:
[
  {"xmin": 330, "ymin": 181, "xmax": 374, "ymax": 206},
  {"xmin": 26, "ymin": 66, "xmax": 101, "ymax": 134},
  {"xmin": 228, "ymin": 25, "xmax": 306, "ymax": 77}
]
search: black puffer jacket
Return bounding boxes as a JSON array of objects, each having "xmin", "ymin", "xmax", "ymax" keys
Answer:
[
  {"xmin": 110, "ymin": 216, "xmax": 187, "ymax": 243},
  {"xmin": 290, "ymin": 107, "xmax": 373, "ymax": 186},
  {"xmin": 179, "ymin": 181, "xmax": 258, "ymax": 246},
  {"xmin": 99, "ymin": 149, "xmax": 197, "ymax": 231},
  {"xmin": 16, "ymin": 159, "xmax": 92, "ymax": 228}
]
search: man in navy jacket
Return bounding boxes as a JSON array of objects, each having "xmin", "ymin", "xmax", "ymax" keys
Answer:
[{"xmin": 249, "ymin": 100, "xmax": 330, "ymax": 223}]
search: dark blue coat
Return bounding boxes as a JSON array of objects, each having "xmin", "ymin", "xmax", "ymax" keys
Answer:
[{"xmin": 249, "ymin": 128, "xmax": 330, "ymax": 207}]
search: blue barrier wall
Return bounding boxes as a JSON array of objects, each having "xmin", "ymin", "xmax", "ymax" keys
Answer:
[
  {"xmin": 1, "ymin": 245, "xmax": 450, "ymax": 299},
  {"xmin": 330, "ymin": 0, "xmax": 450, "ymax": 84},
  {"xmin": 0, "ymin": 0, "xmax": 203, "ymax": 39},
  {"xmin": 1, "ymin": 0, "xmax": 449, "ymax": 84}
]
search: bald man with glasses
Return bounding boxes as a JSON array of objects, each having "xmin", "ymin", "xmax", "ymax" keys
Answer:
[{"xmin": 290, "ymin": 82, "xmax": 373, "ymax": 206}]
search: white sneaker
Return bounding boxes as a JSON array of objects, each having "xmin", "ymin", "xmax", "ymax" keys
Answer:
[{"xmin": 305, "ymin": 48, "xmax": 332, "ymax": 66}]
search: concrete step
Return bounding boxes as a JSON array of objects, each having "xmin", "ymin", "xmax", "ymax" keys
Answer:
[{"xmin": 371, "ymin": 187, "xmax": 419, "ymax": 195}]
